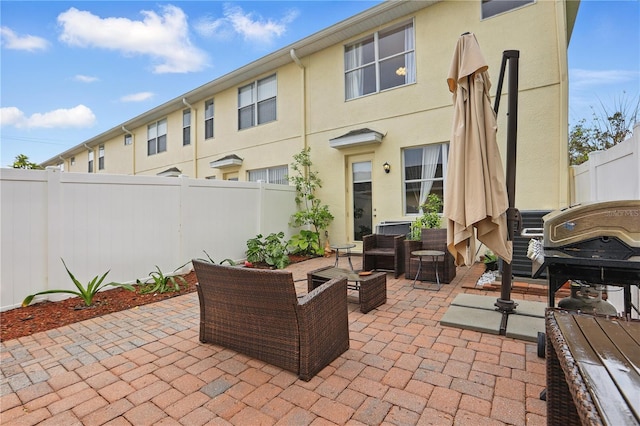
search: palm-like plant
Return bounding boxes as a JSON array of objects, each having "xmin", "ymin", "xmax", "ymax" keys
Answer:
[{"xmin": 22, "ymin": 259, "xmax": 134, "ymax": 307}]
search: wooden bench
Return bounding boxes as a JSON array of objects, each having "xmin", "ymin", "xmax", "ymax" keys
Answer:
[{"xmin": 545, "ymin": 308, "xmax": 640, "ymax": 425}]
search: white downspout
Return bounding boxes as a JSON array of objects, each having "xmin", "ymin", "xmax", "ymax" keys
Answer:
[
  {"xmin": 183, "ymin": 98, "xmax": 198, "ymax": 177},
  {"xmin": 290, "ymin": 49, "xmax": 307, "ymax": 153},
  {"xmin": 122, "ymin": 126, "xmax": 135, "ymax": 175}
]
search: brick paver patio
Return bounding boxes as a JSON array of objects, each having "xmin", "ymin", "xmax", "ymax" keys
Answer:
[{"xmin": 1, "ymin": 256, "xmax": 549, "ymax": 425}]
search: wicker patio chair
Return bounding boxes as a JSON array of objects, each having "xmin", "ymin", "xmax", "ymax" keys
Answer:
[
  {"xmin": 192, "ymin": 260, "xmax": 349, "ymax": 381},
  {"xmin": 362, "ymin": 234, "xmax": 405, "ymax": 278},
  {"xmin": 404, "ymin": 228, "xmax": 456, "ymax": 283}
]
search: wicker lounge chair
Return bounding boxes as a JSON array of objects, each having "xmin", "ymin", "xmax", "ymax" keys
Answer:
[
  {"xmin": 362, "ymin": 234, "xmax": 406, "ymax": 278},
  {"xmin": 192, "ymin": 260, "xmax": 350, "ymax": 381}
]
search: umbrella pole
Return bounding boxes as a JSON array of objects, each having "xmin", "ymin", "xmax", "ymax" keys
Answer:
[{"xmin": 494, "ymin": 50, "xmax": 520, "ymax": 320}]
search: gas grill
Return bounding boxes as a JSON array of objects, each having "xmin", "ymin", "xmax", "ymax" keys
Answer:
[{"xmin": 530, "ymin": 200, "xmax": 640, "ymax": 317}]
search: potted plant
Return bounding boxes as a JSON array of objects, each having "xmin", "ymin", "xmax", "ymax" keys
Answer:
[
  {"xmin": 483, "ymin": 250, "xmax": 499, "ymax": 271},
  {"xmin": 404, "ymin": 194, "xmax": 444, "ymax": 275},
  {"xmin": 408, "ymin": 194, "xmax": 442, "ymax": 241}
]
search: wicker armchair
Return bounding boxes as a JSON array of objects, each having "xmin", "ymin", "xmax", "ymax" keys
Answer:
[
  {"xmin": 192, "ymin": 260, "xmax": 349, "ymax": 381},
  {"xmin": 404, "ymin": 228, "xmax": 456, "ymax": 283},
  {"xmin": 362, "ymin": 234, "xmax": 405, "ymax": 278}
]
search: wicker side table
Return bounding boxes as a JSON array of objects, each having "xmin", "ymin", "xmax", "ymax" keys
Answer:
[{"xmin": 308, "ymin": 266, "xmax": 386, "ymax": 314}]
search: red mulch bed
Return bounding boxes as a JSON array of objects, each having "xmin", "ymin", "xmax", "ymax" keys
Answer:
[
  {"xmin": 0, "ymin": 272, "xmax": 199, "ymax": 342},
  {"xmin": 0, "ymin": 255, "xmax": 313, "ymax": 342}
]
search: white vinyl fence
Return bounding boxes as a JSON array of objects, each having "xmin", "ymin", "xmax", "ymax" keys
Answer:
[
  {"xmin": 569, "ymin": 123, "xmax": 640, "ymax": 317},
  {"xmin": 571, "ymin": 123, "xmax": 640, "ymax": 203},
  {"xmin": 0, "ymin": 168, "xmax": 297, "ymax": 311}
]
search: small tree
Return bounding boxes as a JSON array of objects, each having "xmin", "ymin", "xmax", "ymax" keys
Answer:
[
  {"xmin": 11, "ymin": 154, "xmax": 42, "ymax": 169},
  {"xmin": 287, "ymin": 147, "xmax": 334, "ymax": 254},
  {"xmin": 569, "ymin": 93, "xmax": 639, "ymax": 165}
]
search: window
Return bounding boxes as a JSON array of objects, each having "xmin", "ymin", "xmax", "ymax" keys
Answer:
[
  {"xmin": 345, "ymin": 21, "xmax": 415, "ymax": 100},
  {"xmin": 248, "ymin": 165, "xmax": 288, "ymax": 185},
  {"xmin": 98, "ymin": 145, "xmax": 105, "ymax": 170},
  {"xmin": 183, "ymin": 109, "xmax": 191, "ymax": 145},
  {"xmin": 71, "ymin": 157, "xmax": 75, "ymax": 166},
  {"xmin": 88, "ymin": 150, "xmax": 94, "ymax": 173},
  {"xmin": 238, "ymin": 74, "xmax": 277, "ymax": 130},
  {"xmin": 481, "ymin": 0, "xmax": 534, "ymax": 19},
  {"xmin": 204, "ymin": 100, "xmax": 214, "ymax": 139},
  {"xmin": 403, "ymin": 144, "xmax": 448, "ymax": 215},
  {"xmin": 124, "ymin": 134, "xmax": 132, "ymax": 145},
  {"xmin": 147, "ymin": 119, "xmax": 167, "ymax": 156}
]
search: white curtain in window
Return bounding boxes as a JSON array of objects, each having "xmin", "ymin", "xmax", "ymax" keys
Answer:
[
  {"xmin": 419, "ymin": 145, "xmax": 440, "ymax": 210},
  {"xmin": 345, "ymin": 44, "xmax": 364, "ymax": 99},
  {"xmin": 404, "ymin": 26, "xmax": 416, "ymax": 84},
  {"xmin": 270, "ymin": 166, "xmax": 288, "ymax": 185}
]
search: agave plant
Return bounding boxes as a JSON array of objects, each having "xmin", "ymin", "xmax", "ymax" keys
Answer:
[
  {"xmin": 22, "ymin": 259, "xmax": 134, "ymax": 307},
  {"xmin": 137, "ymin": 265, "xmax": 187, "ymax": 294}
]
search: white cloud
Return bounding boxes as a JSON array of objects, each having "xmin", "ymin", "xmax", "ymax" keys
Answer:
[
  {"xmin": 0, "ymin": 105, "xmax": 96, "ymax": 129},
  {"xmin": 195, "ymin": 5, "xmax": 299, "ymax": 45},
  {"xmin": 570, "ymin": 69, "xmax": 639, "ymax": 89},
  {"xmin": 0, "ymin": 26, "xmax": 49, "ymax": 51},
  {"xmin": 57, "ymin": 5, "xmax": 208, "ymax": 73},
  {"xmin": 74, "ymin": 74, "xmax": 99, "ymax": 83},
  {"xmin": 120, "ymin": 92, "xmax": 154, "ymax": 102}
]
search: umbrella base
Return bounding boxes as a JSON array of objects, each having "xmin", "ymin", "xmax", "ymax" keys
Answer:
[{"xmin": 495, "ymin": 298, "xmax": 517, "ymax": 314}]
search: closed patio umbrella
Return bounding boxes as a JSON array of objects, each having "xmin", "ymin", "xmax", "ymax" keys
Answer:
[{"xmin": 444, "ymin": 33, "xmax": 512, "ymax": 267}]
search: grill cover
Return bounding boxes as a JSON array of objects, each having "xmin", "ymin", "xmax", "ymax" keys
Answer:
[{"xmin": 542, "ymin": 200, "xmax": 640, "ymax": 260}]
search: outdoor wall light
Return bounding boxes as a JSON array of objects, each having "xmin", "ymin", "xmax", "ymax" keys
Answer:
[{"xmin": 383, "ymin": 162, "xmax": 391, "ymax": 174}]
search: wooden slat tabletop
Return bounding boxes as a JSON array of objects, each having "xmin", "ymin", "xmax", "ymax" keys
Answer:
[{"xmin": 554, "ymin": 310, "xmax": 640, "ymax": 425}]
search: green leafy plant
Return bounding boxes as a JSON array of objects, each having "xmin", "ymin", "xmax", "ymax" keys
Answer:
[
  {"xmin": 136, "ymin": 265, "xmax": 187, "ymax": 294},
  {"xmin": 409, "ymin": 194, "xmax": 443, "ymax": 240},
  {"xmin": 287, "ymin": 147, "xmax": 334, "ymax": 253},
  {"xmin": 22, "ymin": 259, "xmax": 134, "ymax": 307},
  {"xmin": 288, "ymin": 229, "xmax": 322, "ymax": 256},
  {"xmin": 246, "ymin": 232, "xmax": 290, "ymax": 269},
  {"xmin": 483, "ymin": 250, "xmax": 499, "ymax": 271}
]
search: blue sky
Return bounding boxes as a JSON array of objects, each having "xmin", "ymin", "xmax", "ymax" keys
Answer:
[{"xmin": 1, "ymin": 1, "xmax": 639, "ymax": 166}]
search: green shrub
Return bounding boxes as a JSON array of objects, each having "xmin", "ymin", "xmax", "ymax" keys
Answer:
[
  {"xmin": 246, "ymin": 232, "xmax": 290, "ymax": 269},
  {"xmin": 288, "ymin": 230, "xmax": 322, "ymax": 256}
]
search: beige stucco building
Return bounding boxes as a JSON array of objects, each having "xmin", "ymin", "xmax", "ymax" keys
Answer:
[{"xmin": 42, "ymin": 0, "xmax": 579, "ymax": 245}]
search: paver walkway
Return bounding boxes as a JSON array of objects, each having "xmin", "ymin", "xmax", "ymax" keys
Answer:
[{"xmin": 1, "ymin": 256, "xmax": 548, "ymax": 425}]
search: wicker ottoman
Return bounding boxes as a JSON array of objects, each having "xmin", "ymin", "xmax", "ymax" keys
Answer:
[{"xmin": 308, "ymin": 266, "xmax": 387, "ymax": 314}]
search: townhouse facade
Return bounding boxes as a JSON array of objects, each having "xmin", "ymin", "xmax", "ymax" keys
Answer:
[{"xmin": 42, "ymin": 0, "xmax": 580, "ymax": 245}]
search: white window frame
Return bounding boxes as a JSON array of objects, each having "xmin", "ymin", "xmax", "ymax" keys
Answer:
[
  {"xmin": 183, "ymin": 109, "xmax": 191, "ymax": 146},
  {"xmin": 248, "ymin": 165, "xmax": 288, "ymax": 185},
  {"xmin": 204, "ymin": 100, "xmax": 214, "ymax": 139},
  {"xmin": 98, "ymin": 145, "xmax": 105, "ymax": 170},
  {"xmin": 344, "ymin": 20, "xmax": 415, "ymax": 100},
  {"xmin": 402, "ymin": 143, "xmax": 448, "ymax": 215},
  {"xmin": 88, "ymin": 150, "xmax": 94, "ymax": 173},
  {"xmin": 147, "ymin": 119, "xmax": 167, "ymax": 156},
  {"xmin": 124, "ymin": 134, "xmax": 132, "ymax": 146},
  {"xmin": 481, "ymin": 0, "xmax": 535, "ymax": 19},
  {"xmin": 238, "ymin": 74, "xmax": 277, "ymax": 130}
]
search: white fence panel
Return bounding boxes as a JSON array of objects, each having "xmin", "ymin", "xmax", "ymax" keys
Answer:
[
  {"xmin": 571, "ymin": 123, "xmax": 640, "ymax": 203},
  {"xmin": 0, "ymin": 168, "xmax": 297, "ymax": 311},
  {"xmin": 0, "ymin": 169, "xmax": 48, "ymax": 308}
]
